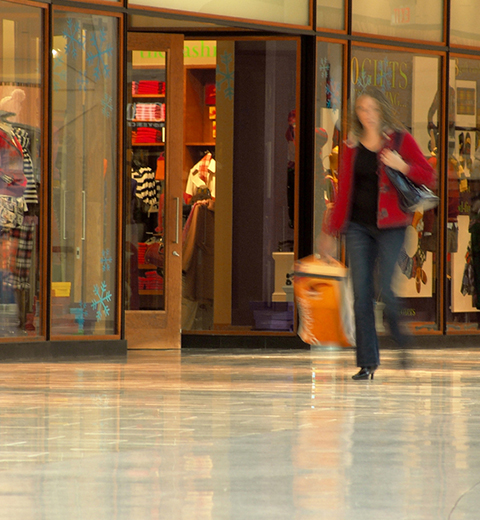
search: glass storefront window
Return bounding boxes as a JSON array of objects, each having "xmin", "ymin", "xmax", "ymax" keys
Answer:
[
  {"xmin": 446, "ymin": 56, "xmax": 480, "ymax": 331},
  {"xmin": 349, "ymin": 46, "xmax": 441, "ymax": 331},
  {"xmin": 314, "ymin": 41, "xmax": 344, "ymax": 249},
  {"xmin": 451, "ymin": 1, "xmax": 480, "ymax": 47},
  {"xmin": 127, "ymin": 0, "xmax": 309, "ymax": 27},
  {"xmin": 125, "ymin": 50, "xmax": 167, "ymax": 312},
  {"xmin": 51, "ymin": 11, "xmax": 119, "ymax": 336},
  {"xmin": 352, "ymin": 0, "xmax": 443, "ymax": 42},
  {"xmin": 0, "ymin": 1, "xmax": 43, "ymax": 337},
  {"xmin": 317, "ymin": 0, "xmax": 344, "ymax": 31}
]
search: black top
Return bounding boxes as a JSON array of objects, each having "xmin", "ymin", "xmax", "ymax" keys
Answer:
[{"xmin": 350, "ymin": 143, "xmax": 379, "ymax": 227}]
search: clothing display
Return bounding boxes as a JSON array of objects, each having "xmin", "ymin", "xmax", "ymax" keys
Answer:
[
  {"xmin": 185, "ymin": 152, "xmax": 216, "ymax": 201},
  {"xmin": 1, "ymin": 218, "xmax": 35, "ymax": 290},
  {"xmin": 12, "ymin": 127, "xmax": 38, "ymax": 206},
  {"xmin": 131, "ymin": 165, "xmax": 161, "ymax": 208},
  {"xmin": 132, "ymin": 127, "xmax": 163, "ymax": 144},
  {"xmin": 132, "ymin": 81, "xmax": 165, "ymax": 96},
  {"xmin": 0, "ymin": 119, "xmax": 27, "ymax": 197},
  {"xmin": 182, "ymin": 200, "xmax": 215, "ymax": 301},
  {"xmin": 133, "ymin": 103, "xmax": 165, "ymax": 122},
  {"xmin": 0, "ymin": 114, "xmax": 36, "ymax": 332}
]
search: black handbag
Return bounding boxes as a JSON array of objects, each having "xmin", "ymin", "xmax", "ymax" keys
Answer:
[{"xmin": 385, "ymin": 132, "xmax": 439, "ymax": 213}]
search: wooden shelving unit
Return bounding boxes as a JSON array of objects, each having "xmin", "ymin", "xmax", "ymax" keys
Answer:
[
  {"xmin": 129, "ymin": 81, "xmax": 166, "ymax": 299},
  {"xmin": 184, "ymin": 65, "xmax": 216, "ymax": 184}
]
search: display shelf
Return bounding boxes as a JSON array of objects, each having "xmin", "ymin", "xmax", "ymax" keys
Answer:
[
  {"xmin": 184, "ymin": 66, "xmax": 216, "ymax": 182},
  {"xmin": 132, "ymin": 94, "xmax": 165, "ymax": 99},
  {"xmin": 131, "ymin": 119, "xmax": 165, "ymax": 123},
  {"xmin": 139, "ymin": 290, "xmax": 164, "ymax": 295},
  {"xmin": 132, "ymin": 142, "xmax": 164, "ymax": 147},
  {"xmin": 138, "ymin": 263, "xmax": 159, "ymax": 270}
]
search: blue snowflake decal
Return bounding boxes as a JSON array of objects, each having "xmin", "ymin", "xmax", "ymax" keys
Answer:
[
  {"xmin": 76, "ymin": 74, "xmax": 89, "ymax": 92},
  {"xmin": 87, "ymin": 28, "xmax": 113, "ymax": 80},
  {"xmin": 376, "ymin": 58, "xmax": 392, "ymax": 93},
  {"xmin": 357, "ymin": 68, "xmax": 372, "ymax": 94},
  {"xmin": 63, "ymin": 18, "xmax": 85, "ymax": 58},
  {"xmin": 52, "ymin": 55, "xmax": 67, "ymax": 92},
  {"xmin": 216, "ymin": 51, "xmax": 234, "ymax": 100},
  {"xmin": 318, "ymin": 58, "xmax": 330, "ymax": 79},
  {"xmin": 102, "ymin": 94, "xmax": 113, "ymax": 118},
  {"xmin": 101, "ymin": 249, "xmax": 113, "ymax": 271},
  {"xmin": 71, "ymin": 302, "xmax": 88, "ymax": 332},
  {"xmin": 326, "ymin": 78, "xmax": 341, "ymax": 111},
  {"xmin": 91, "ymin": 281, "xmax": 112, "ymax": 321}
]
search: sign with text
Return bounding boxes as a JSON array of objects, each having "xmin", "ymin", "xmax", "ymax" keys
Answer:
[{"xmin": 132, "ymin": 41, "xmax": 217, "ymax": 68}]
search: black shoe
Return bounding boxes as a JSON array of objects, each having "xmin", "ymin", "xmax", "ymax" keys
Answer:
[{"xmin": 352, "ymin": 366, "xmax": 377, "ymax": 380}]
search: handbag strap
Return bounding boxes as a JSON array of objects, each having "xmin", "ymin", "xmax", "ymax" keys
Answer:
[{"xmin": 390, "ymin": 130, "xmax": 405, "ymax": 153}]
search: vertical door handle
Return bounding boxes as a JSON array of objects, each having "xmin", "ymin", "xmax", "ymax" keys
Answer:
[
  {"xmin": 174, "ymin": 197, "xmax": 180, "ymax": 244},
  {"xmin": 82, "ymin": 190, "xmax": 86, "ymax": 241},
  {"xmin": 63, "ymin": 191, "xmax": 67, "ymax": 240}
]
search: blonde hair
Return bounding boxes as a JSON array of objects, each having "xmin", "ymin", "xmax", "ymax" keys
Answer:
[{"xmin": 350, "ymin": 86, "xmax": 404, "ymax": 139}]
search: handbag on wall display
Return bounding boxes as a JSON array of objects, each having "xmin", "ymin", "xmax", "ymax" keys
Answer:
[
  {"xmin": 144, "ymin": 237, "xmax": 164, "ymax": 268},
  {"xmin": 385, "ymin": 132, "xmax": 439, "ymax": 213}
]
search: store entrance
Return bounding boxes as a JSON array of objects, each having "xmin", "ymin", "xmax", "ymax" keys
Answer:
[
  {"xmin": 125, "ymin": 33, "xmax": 184, "ymax": 348},
  {"xmin": 124, "ymin": 34, "xmax": 299, "ymax": 347},
  {"xmin": 181, "ymin": 38, "xmax": 298, "ymax": 334}
]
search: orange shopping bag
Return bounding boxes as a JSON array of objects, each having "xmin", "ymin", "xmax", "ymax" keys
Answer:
[{"xmin": 294, "ymin": 255, "xmax": 355, "ymax": 347}]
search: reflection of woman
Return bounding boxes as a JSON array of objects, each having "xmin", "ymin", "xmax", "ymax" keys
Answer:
[{"xmin": 322, "ymin": 87, "xmax": 436, "ymax": 380}]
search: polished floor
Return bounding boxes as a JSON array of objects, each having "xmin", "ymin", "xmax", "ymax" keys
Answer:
[{"xmin": 0, "ymin": 346, "xmax": 479, "ymax": 519}]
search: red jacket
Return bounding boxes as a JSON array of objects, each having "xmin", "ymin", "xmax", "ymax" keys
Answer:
[
  {"xmin": 0, "ymin": 127, "xmax": 27, "ymax": 197},
  {"xmin": 327, "ymin": 131, "xmax": 436, "ymax": 234}
]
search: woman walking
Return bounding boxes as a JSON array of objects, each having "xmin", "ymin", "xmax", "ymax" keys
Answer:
[{"xmin": 321, "ymin": 86, "xmax": 436, "ymax": 380}]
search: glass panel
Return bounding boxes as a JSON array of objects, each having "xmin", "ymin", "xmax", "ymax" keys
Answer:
[
  {"xmin": 129, "ymin": 14, "xmax": 221, "ymax": 30},
  {"xmin": 451, "ymin": 1, "xmax": 480, "ymax": 47},
  {"xmin": 51, "ymin": 12, "xmax": 119, "ymax": 335},
  {"xmin": 351, "ymin": 46, "xmax": 441, "ymax": 331},
  {"xmin": 0, "ymin": 2, "xmax": 43, "ymax": 337},
  {"xmin": 314, "ymin": 41, "xmax": 344, "ymax": 248},
  {"xmin": 127, "ymin": 0, "xmax": 309, "ymax": 27},
  {"xmin": 446, "ymin": 57, "xmax": 480, "ymax": 331},
  {"xmin": 125, "ymin": 50, "xmax": 166, "ymax": 311},
  {"xmin": 181, "ymin": 39, "xmax": 297, "ymax": 332},
  {"xmin": 352, "ymin": 0, "xmax": 443, "ymax": 42},
  {"xmin": 317, "ymin": 0, "xmax": 344, "ymax": 30}
]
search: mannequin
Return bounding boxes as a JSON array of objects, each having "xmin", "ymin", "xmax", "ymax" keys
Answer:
[
  {"xmin": 0, "ymin": 89, "xmax": 26, "ymax": 123},
  {"xmin": 0, "ymin": 110, "xmax": 28, "ymax": 333}
]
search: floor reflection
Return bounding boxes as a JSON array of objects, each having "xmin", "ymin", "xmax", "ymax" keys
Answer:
[{"xmin": 0, "ymin": 348, "xmax": 478, "ymax": 518}]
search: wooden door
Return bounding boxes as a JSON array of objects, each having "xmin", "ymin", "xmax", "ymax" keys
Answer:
[{"xmin": 125, "ymin": 33, "xmax": 184, "ymax": 348}]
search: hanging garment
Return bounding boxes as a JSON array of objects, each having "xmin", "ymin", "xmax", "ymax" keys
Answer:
[
  {"xmin": 182, "ymin": 199, "xmax": 215, "ymax": 303},
  {"xmin": 12, "ymin": 127, "xmax": 38, "ymax": 206},
  {"xmin": 0, "ymin": 123, "xmax": 27, "ymax": 197},
  {"xmin": 131, "ymin": 166, "xmax": 157, "ymax": 207},
  {"xmin": 185, "ymin": 153, "xmax": 216, "ymax": 201}
]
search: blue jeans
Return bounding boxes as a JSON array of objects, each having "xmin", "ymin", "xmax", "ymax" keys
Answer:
[{"xmin": 346, "ymin": 222, "xmax": 409, "ymax": 367}]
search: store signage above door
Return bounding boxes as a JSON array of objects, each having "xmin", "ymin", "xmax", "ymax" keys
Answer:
[{"xmin": 132, "ymin": 41, "xmax": 217, "ymax": 67}]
